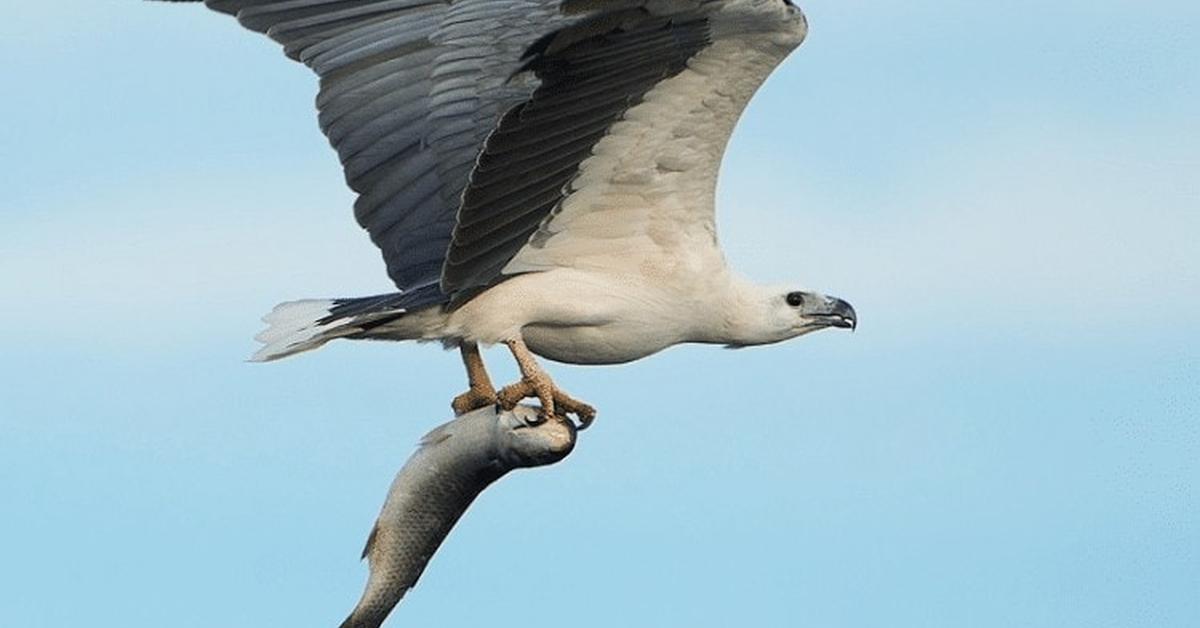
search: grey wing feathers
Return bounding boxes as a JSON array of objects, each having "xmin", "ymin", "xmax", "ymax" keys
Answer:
[{"xmin": 173, "ymin": 0, "xmax": 568, "ymax": 295}]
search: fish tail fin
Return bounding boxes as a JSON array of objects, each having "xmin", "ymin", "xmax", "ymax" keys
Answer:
[
  {"xmin": 338, "ymin": 591, "xmax": 403, "ymax": 628},
  {"xmin": 338, "ymin": 613, "xmax": 383, "ymax": 628}
]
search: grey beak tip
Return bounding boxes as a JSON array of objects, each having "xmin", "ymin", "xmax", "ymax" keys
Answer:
[{"xmin": 835, "ymin": 297, "xmax": 857, "ymax": 332}]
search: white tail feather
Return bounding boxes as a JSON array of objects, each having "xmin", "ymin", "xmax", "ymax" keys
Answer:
[
  {"xmin": 251, "ymin": 299, "xmax": 356, "ymax": 362},
  {"xmin": 250, "ymin": 295, "xmax": 441, "ymax": 362}
]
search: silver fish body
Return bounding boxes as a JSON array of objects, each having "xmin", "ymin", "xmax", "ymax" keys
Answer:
[{"xmin": 339, "ymin": 405, "xmax": 576, "ymax": 628}]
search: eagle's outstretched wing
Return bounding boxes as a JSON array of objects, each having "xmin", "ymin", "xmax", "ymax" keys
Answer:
[{"xmin": 158, "ymin": 1, "xmax": 805, "ymax": 304}]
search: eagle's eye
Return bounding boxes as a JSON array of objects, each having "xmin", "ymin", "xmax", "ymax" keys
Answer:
[{"xmin": 786, "ymin": 292, "xmax": 805, "ymax": 307}]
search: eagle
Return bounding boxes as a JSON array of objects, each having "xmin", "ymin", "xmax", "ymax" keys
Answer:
[{"xmin": 154, "ymin": 0, "xmax": 857, "ymax": 426}]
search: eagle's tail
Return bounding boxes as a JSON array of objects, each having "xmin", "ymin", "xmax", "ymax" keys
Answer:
[
  {"xmin": 250, "ymin": 287, "xmax": 446, "ymax": 362},
  {"xmin": 250, "ymin": 299, "xmax": 351, "ymax": 362}
]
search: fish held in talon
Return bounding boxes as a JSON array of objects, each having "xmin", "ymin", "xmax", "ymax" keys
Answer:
[{"xmin": 339, "ymin": 405, "xmax": 577, "ymax": 628}]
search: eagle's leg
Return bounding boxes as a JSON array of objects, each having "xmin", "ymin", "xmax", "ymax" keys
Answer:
[
  {"xmin": 497, "ymin": 338, "xmax": 596, "ymax": 428},
  {"xmin": 451, "ymin": 342, "xmax": 499, "ymax": 416}
]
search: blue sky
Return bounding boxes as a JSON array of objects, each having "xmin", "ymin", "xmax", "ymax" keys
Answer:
[{"xmin": 1, "ymin": 2, "xmax": 1197, "ymax": 627}]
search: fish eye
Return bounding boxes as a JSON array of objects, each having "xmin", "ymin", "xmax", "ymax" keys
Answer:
[{"xmin": 786, "ymin": 292, "xmax": 805, "ymax": 307}]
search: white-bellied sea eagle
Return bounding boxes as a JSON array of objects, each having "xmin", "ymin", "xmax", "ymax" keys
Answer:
[{"xmin": 153, "ymin": 0, "xmax": 857, "ymax": 426}]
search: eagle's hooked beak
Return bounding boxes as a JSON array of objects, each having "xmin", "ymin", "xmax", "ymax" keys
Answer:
[{"xmin": 808, "ymin": 296, "xmax": 857, "ymax": 331}]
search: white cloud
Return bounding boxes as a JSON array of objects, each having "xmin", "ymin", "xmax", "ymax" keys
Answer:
[
  {"xmin": 0, "ymin": 173, "xmax": 391, "ymax": 343},
  {"xmin": 719, "ymin": 116, "xmax": 1200, "ymax": 330}
]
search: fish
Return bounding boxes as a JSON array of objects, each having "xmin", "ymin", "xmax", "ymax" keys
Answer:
[{"xmin": 339, "ymin": 405, "xmax": 577, "ymax": 628}]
